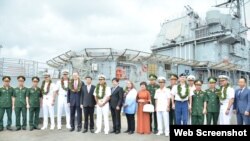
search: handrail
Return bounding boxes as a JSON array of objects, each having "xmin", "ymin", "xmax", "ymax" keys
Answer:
[{"xmin": 0, "ymin": 57, "xmax": 57, "ymax": 77}]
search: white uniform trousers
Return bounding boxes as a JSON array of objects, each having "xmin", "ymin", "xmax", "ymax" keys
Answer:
[
  {"xmin": 219, "ymin": 107, "xmax": 232, "ymax": 125},
  {"xmin": 157, "ymin": 111, "xmax": 169, "ymax": 134},
  {"xmin": 96, "ymin": 103, "xmax": 110, "ymax": 133},
  {"xmin": 57, "ymin": 95, "xmax": 70, "ymax": 128},
  {"xmin": 42, "ymin": 95, "xmax": 55, "ymax": 128}
]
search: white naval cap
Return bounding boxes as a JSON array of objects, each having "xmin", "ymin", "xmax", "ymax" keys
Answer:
[
  {"xmin": 98, "ymin": 74, "xmax": 106, "ymax": 80},
  {"xmin": 62, "ymin": 69, "xmax": 69, "ymax": 75},
  {"xmin": 187, "ymin": 75, "xmax": 195, "ymax": 80},
  {"xmin": 218, "ymin": 75, "xmax": 229, "ymax": 80},
  {"xmin": 43, "ymin": 72, "xmax": 51, "ymax": 77},
  {"xmin": 158, "ymin": 76, "xmax": 166, "ymax": 82}
]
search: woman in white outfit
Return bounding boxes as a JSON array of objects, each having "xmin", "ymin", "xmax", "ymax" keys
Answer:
[
  {"xmin": 155, "ymin": 77, "xmax": 171, "ymax": 137},
  {"xmin": 41, "ymin": 73, "xmax": 57, "ymax": 130},
  {"xmin": 94, "ymin": 74, "xmax": 111, "ymax": 135},
  {"xmin": 218, "ymin": 75, "xmax": 235, "ymax": 125},
  {"xmin": 56, "ymin": 70, "xmax": 71, "ymax": 129}
]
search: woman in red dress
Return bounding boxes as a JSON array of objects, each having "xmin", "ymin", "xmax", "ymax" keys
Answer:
[{"xmin": 136, "ymin": 81, "xmax": 151, "ymax": 134}]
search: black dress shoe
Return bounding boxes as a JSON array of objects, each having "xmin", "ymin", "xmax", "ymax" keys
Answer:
[
  {"xmin": 110, "ymin": 130, "xmax": 116, "ymax": 133},
  {"xmin": 115, "ymin": 131, "xmax": 120, "ymax": 134},
  {"xmin": 82, "ymin": 129, "xmax": 88, "ymax": 133},
  {"xmin": 90, "ymin": 129, "xmax": 94, "ymax": 133},
  {"xmin": 128, "ymin": 131, "xmax": 134, "ymax": 135},
  {"xmin": 22, "ymin": 127, "xmax": 26, "ymax": 130},
  {"xmin": 7, "ymin": 127, "xmax": 12, "ymax": 131},
  {"xmin": 70, "ymin": 128, "xmax": 75, "ymax": 132},
  {"xmin": 16, "ymin": 128, "xmax": 21, "ymax": 131},
  {"xmin": 34, "ymin": 127, "xmax": 40, "ymax": 130},
  {"xmin": 0, "ymin": 129, "xmax": 3, "ymax": 132},
  {"xmin": 124, "ymin": 130, "xmax": 129, "ymax": 133},
  {"xmin": 153, "ymin": 130, "xmax": 158, "ymax": 134},
  {"xmin": 30, "ymin": 127, "xmax": 34, "ymax": 131},
  {"xmin": 77, "ymin": 128, "xmax": 81, "ymax": 132}
]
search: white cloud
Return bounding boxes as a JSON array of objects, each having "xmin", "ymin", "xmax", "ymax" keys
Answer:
[
  {"xmin": 3, "ymin": 45, "xmax": 28, "ymax": 58},
  {"xmin": 0, "ymin": 0, "xmax": 249, "ymax": 61}
]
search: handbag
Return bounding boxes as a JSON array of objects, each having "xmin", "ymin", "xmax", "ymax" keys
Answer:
[{"xmin": 143, "ymin": 104, "xmax": 154, "ymax": 113}]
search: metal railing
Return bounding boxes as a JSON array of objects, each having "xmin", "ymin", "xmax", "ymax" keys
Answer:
[{"xmin": 0, "ymin": 58, "xmax": 58, "ymax": 78}]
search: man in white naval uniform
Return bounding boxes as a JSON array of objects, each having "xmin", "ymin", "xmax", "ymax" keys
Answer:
[
  {"xmin": 187, "ymin": 75, "xmax": 196, "ymax": 92},
  {"xmin": 155, "ymin": 77, "xmax": 171, "ymax": 137},
  {"xmin": 94, "ymin": 74, "xmax": 111, "ymax": 135},
  {"xmin": 56, "ymin": 70, "xmax": 71, "ymax": 129},
  {"xmin": 218, "ymin": 75, "xmax": 235, "ymax": 125},
  {"xmin": 187, "ymin": 75, "xmax": 196, "ymax": 124},
  {"xmin": 41, "ymin": 73, "xmax": 57, "ymax": 130}
]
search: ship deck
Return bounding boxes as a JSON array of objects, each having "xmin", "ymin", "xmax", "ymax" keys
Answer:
[{"xmin": 0, "ymin": 116, "xmax": 167, "ymax": 141}]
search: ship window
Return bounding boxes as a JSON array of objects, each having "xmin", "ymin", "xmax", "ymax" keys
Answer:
[
  {"xmin": 240, "ymin": 38, "xmax": 246, "ymax": 46},
  {"xmin": 165, "ymin": 64, "xmax": 171, "ymax": 71},
  {"xmin": 148, "ymin": 64, "xmax": 157, "ymax": 75},
  {"xmin": 195, "ymin": 28, "xmax": 209, "ymax": 38}
]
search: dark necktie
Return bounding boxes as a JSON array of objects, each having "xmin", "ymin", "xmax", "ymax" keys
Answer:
[{"xmin": 238, "ymin": 89, "xmax": 242, "ymax": 96}]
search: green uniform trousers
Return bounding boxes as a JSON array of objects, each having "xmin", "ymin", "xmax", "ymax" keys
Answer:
[
  {"xmin": 192, "ymin": 115, "xmax": 204, "ymax": 125},
  {"xmin": 207, "ymin": 112, "xmax": 219, "ymax": 125},
  {"xmin": 15, "ymin": 107, "xmax": 27, "ymax": 128},
  {"xmin": 0, "ymin": 107, "xmax": 12, "ymax": 129},
  {"xmin": 150, "ymin": 111, "xmax": 158, "ymax": 132},
  {"xmin": 169, "ymin": 100, "xmax": 175, "ymax": 125},
  {"xmin": 29, "ymin": 107, "xmax": 40, "ymax": 128}
]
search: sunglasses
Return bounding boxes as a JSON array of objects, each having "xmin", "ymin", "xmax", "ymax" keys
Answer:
[
  {"xmin": 4, "ymin": 81, "xmax": 10, "ymax": 82},
  {"xmin": 33, "ymin": 81, "xmax": 39, "ymax": 83}
]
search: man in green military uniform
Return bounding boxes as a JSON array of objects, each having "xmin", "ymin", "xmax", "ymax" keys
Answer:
[
  {"xmin": 27, "ymin": 76, "xmax": 42, "ymax": 131},
  {"xmin": 13, "ymin": 76, "xmax": 29, "ymax": 131},
  {"xmin": 205, "ymin": 77, "xmax": 220, "ymax": 125},
  {"xmin": 147, "ymin": 74, "xmax": 160, "ymax": 134},
  {"xmin": 191, "ymin": 80, "xmax": 207, "ymax": 125},
  {"xmin": 0, "ymin": 76, "xmax": 14, "ymax": 131},
  {"xmin": 167, "ymin": 74, "xmax": 178, "ymax": 125}
]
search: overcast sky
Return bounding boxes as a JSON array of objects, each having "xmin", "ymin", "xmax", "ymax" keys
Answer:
[{"xmin": 0, "ymin": 0, "xmax": 249, "ymax": 62}]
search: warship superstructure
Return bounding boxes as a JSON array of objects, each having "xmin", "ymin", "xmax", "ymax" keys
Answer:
[
  {"xmin": 0, "ymin": 0, "xmax": 249, "ymax": 86},
  {"xmin": 44, "ymin": 0, "xmax": 250, "ymax": 86}
]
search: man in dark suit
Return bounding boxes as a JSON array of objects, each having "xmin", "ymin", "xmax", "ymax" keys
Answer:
[
  {"xmin": 67, "ymin": 72, "xmax": 84, "ymax": 132},
  {"xmin": 110, "ymin": 78, "xmax": 123, "ymax": 134},
  {"xmin": 81, "ymin": 76, "xmax": 96, "ymax": 133},
  {"xmin": 233, "ymin": 77, "xmax": 250, "ymax": 125}
]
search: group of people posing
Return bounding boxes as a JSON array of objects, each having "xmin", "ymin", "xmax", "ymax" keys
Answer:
[{"xmin": 0, "ymin": 70, "xmax": 249, "ymax": 138}]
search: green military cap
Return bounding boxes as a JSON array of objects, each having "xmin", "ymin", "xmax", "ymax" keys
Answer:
[
  {"xmin": 208, "ymin": 77, "xmax": 217, "ymax": 83},
  {"xmin": 32, "ymin": 76, "xmax": 40, "ymax": 82},
  {"xmin": 194, "ymin": 80, "xmax": 203, "ymax": 85},
  {"xmin": 2, "ymin": 76, "xmax": 11, "ymax": 81},
  {"xmin": 149, "ymin": 74, "xmax": 157, "ymax": 80},
  {"xmin": 17, "ymin": 75, "xmax": 26, "ymax": 81},
  {"xmin": 170, "ymin": 74, "xmax": 178, "ymax": 80}
]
